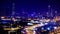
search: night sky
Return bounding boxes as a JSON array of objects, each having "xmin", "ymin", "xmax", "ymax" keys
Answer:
[{"xmin": 0, "ymin": 0, "xmax": 60, "ymax": 16}]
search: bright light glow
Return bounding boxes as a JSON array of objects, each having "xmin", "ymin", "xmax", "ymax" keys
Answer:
[
  {"xmin": 1, "ymin": 16, "xmax": 5, "ymax": 19},
  {"xmin": 47, "ymin": 28, "xmax": 50, "ymax": 30},
  {"xmin": 45, "ymin": 23, "xmax": 48, "ymax": 25},
  {"xmin": 11, "ymin": 28, "xmax": 14, "ymax": 30},
  {"xmin": 40, "ymin": 23, "xmax": 44, "ymax": 26},
  {"xmin": 54, "ymin": 27, "xmax": 57, "ymax": 29},
  {"xmin": 27, "ymin": 23, "xmax": 33, "ymax": 25},
  {"xmin": 37, "ymin": 23, "xmax": 44, "ymax": 27},
  {"xmin": 34, "ymin": 21, "xmax": 39, "ymax": 23}
]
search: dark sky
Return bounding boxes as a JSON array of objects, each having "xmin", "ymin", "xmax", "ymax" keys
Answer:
[{"xmin": 0, "ymin": 0, "xmax": 60, "ymax": 16}]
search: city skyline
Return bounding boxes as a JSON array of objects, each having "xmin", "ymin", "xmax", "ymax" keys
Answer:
[{"xmin": 0, "ymin": 0, "xmax": 60, "ymax": 16}]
